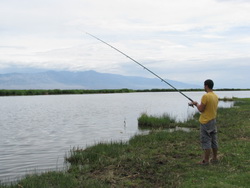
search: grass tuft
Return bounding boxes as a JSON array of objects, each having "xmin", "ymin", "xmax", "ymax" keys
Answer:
[{"xmin": 138, "ymin": 112, "xmax": 177, "ymax": 129}]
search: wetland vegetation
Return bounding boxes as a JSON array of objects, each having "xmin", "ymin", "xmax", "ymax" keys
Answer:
[
  {"xmin": 0, "ymin": 88, "xmax": 249, "ymax": 96},
  {"xmin": 1, "ymin": 98, "xmax": 249, "ymax": 187}
]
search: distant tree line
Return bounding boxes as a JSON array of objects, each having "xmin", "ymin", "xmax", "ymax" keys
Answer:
[
  {"xmin": 0, "ymin": 89, "xmax": 134, "ymax": 96},
  {"xmin": 0, "ymin": 88, "xmax": 248, "ymax": 96}
]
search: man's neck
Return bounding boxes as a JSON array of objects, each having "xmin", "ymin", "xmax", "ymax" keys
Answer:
[{"xmin": 206, "ymin": 89, "xmax": 213, "ymax": 93}]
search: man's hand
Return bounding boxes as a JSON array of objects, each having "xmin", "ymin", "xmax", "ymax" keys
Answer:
[
  {"xmin": 188, "ymin": 101, "xmax": 197, "ymax": 107},
  {"xmin": 190, "ymin": 101, "xmax": 205, "ymax": 112},
  {"xmin": 192, "ymin": 101, "xmax": 198, "ymax": 106}
]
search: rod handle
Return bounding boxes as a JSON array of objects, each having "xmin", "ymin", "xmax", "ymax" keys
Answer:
[{"xmin": 188, "ymin": 102, "xmax": 194, "ymax": 108}]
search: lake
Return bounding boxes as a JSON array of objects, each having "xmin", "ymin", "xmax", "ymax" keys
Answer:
[{"xmin": 0, "ymin": 91, "xmax": 250, "ymax": 182}]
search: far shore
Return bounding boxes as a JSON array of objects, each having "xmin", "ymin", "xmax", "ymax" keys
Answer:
[{"xmin": 0, "ymin": 88, "xmax": 249, "ymax": 96}]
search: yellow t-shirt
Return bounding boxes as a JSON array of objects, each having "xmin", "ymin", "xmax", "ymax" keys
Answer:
[{"xmin": 199, "ymin": 92, "xmax": 218, "ymax": 124}]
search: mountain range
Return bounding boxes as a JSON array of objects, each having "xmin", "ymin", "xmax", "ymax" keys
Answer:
[{"xmin": 0, "ymin": 70, "xmax": 201, "ymax": 90}]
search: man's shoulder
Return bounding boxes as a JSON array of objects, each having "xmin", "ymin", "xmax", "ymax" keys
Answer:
[
  {"xmin": 202, "ymin": 92, "xmax": 209, "ymax": 98},
  {"xmin": 210, "ymin": 92, "xmax": 218, "ymax": 98},
  {"xmin": 202, "ymin": 92, "xmax": 218, "ymax": 103},
  {"xmin": 201, "ymin": 93, "xmax": 208, "ymax": 104}
]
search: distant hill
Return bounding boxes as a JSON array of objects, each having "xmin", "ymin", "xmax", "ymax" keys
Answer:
[{"xmin": 0, "ymin": 70, "xmax": 201, "ymax": 90}]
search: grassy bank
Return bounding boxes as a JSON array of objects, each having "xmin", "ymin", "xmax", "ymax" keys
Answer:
[{"xmin": 1, "ymin": 98, "xmax": 250, "ymax": 187}]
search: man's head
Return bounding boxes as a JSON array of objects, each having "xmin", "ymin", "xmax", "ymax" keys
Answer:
[{"xmin": 204, "ymin": 79, "xmax": 214, "ymax": 90}]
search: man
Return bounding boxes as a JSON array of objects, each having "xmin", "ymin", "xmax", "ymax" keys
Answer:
[{"xmin": 191, "ymin": 79, "xmax": 219, "ymax": 165}]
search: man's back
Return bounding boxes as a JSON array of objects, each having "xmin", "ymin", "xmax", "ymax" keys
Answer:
[{"xmin": 199, "ymin": 92, "xmax": 218, "ymax": 124}]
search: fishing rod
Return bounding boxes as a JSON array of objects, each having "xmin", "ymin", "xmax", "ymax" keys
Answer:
[{"xmin": 85, "ymin": 32, "xmax": 194, "ymax": 104}]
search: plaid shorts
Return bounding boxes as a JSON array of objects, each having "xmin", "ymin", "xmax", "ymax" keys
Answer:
[{"xmin": 200, "ymin": 119, "xmax": 218, "ymax": 150}]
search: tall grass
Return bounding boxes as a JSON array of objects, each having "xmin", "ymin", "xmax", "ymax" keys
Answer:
[{"xmin": 138, "ymin": 113, "xmax": 177, "ymax": 129}]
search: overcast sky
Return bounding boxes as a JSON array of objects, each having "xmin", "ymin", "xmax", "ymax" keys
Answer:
[{"xmin": 0, "ymin": 0, "xmax": 250, "ymax": 88}]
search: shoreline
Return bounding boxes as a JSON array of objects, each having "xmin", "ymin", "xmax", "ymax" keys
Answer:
[{"xmin": 0, "ymin": 88, "xmax": 250, "ymax": 96}]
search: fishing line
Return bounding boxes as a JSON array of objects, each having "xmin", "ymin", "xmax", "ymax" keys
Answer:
[
  {"xmin": 85, "ymin": 32, "xmax": 194, "ymax": 104},
  {"xmin": 187, "ymin": 105, "xmax": 196, "ymax": 120}
]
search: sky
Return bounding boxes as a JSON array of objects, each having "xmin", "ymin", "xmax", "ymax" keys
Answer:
[{"xmin": 0, "ymin": 0, "xmax": 250, "ymax": 88}]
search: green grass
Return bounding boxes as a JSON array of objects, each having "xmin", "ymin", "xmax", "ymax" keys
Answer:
[
  {"xmin": 138, "ymin": 112, "xmax": 177, "ymax": 129},
  {"xmin": 138, "ymin": 111, "xmax": 200, "ymax": 129},
  {"xmin": 1, "ymin": 98, "xmax": 250, "ymax": 187},
  {"xmin": 0, "ymin": 172, "xmax": 77, "ymax": 188}
]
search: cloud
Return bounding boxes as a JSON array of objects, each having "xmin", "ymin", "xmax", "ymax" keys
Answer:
[{"xmin": 0, "ymin": 0, "xmax": 250, "ymax": 88}]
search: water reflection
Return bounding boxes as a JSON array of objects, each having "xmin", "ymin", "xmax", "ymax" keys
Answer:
[{"xmin": 218, "ymin": 101, "xmax": 235, "ymax": 108}]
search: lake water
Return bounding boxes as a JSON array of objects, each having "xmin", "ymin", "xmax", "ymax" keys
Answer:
[{"xmin": 0, "ymin": 91, "xmax": 250, "ymax": 182}]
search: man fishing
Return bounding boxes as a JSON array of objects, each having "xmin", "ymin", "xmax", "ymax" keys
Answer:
[
  {"xmin": 191, "ymin": 79, "xmax": 219, "ymax": 165},
  {"xmin": 86, "ymin": 33, "xmax": 221, "ymax": 165},
  {"xmin": 87, "ymin": 33, "xmax": 220, "ymax": 164}
]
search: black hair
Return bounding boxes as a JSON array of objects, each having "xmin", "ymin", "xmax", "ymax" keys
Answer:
[{"xmin": 204, "ymin": 79, "xmax": 214, "ymax": 89}]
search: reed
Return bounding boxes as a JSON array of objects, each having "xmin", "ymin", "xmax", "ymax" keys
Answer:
[{"xmin": 138, "ymin": 112, "xmax": 177, "ymax": 129}]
